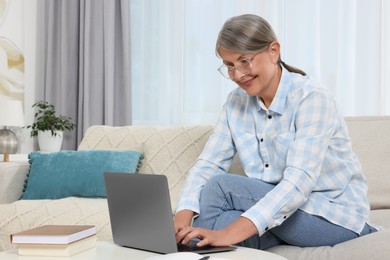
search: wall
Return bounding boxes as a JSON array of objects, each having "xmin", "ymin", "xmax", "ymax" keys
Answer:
[{"xmin": 0, "ymin": 0, "xmax": 38, "ymax": 154}]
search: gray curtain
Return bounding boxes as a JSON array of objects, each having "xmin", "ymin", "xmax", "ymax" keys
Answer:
[{"xmin": 41, "ymin": 0, "xmax": 131, "ymax": 150}]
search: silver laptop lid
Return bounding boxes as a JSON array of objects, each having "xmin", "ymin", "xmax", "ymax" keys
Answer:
[{"xmin": 104, "ymin": 173, "xmax": 178, "ymax": 254}]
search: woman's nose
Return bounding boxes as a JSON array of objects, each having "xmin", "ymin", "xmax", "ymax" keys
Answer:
[{"xmin": 233, "ymin": 68, "xmax": 246, "ymax": 81}]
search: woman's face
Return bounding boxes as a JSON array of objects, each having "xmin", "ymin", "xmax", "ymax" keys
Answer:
[{"xmin": 218, "ymin": 42, "xmax": 281, "ymax": 105}]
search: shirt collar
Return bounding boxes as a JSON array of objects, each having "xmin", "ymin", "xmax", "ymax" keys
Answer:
[{"xmin": 257, "ymin": 66, "xmax": 291, "ymax": 115}]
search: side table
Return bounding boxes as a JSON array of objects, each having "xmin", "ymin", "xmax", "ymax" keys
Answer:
[
  {"xmin": 0, "ymin": 160, "xmax": 29, "ymax": 203},
  {"xmin": 0, "ymin": 241, "xmax": 288, "ymax": 260}
]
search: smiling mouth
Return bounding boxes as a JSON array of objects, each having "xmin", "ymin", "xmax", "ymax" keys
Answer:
[{"xmin": 241, "ymin": 75, "xmax": 256, "ymax": 87}]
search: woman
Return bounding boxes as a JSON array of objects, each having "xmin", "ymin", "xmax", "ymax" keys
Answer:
[{"xmin": 174, "ymin": 14, "xmax": 374, "ymax": 250}]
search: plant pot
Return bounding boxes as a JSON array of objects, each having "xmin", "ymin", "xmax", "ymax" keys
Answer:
[{"xmin": 37, "ymin": 130, "xmax": 64, "ymax": 152}]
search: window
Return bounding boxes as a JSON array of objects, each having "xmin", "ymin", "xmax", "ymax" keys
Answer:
[{"xmin": 130, "ymin": 0, "xmax": 390, "ymax": 125}]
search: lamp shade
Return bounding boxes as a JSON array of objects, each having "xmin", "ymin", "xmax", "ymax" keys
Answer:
[{"xmin": 0, "ymin": 99, "xmax": 24, "ymax": 127}]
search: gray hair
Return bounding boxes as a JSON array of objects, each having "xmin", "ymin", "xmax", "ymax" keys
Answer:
[{"xmin": 216, "ymin": 14, "xmax": 306, "ymax": 76}]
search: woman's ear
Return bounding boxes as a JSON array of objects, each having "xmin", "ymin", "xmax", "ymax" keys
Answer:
[{"xmin": 269, "ymin": 41, "xmax": 280, "ymax": 64}]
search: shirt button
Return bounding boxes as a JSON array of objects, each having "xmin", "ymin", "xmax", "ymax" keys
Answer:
[
  {"xmin": 268, "ymin": 115, "xmax": 272, "ymax": 119},
  {"xmin": 284, "ymin": 216, "xmax": 287, "ymax": 219},
  {"xmin": 265, "ymin": 163, "xmax": 269, "ymax": 168},
  {"xmin": 265, "ymin": 226, "xmax": 269, "ymax": 231},
  {"xmin": 260, "ymin": 138, "xmax": 264, "ymax": 142}
]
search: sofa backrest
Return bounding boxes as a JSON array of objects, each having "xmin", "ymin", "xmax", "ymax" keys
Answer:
[
  {"xmin": 78, "ymin": 116, "xmax": 390, "ymax": 211},
  {"xmin": 345, "ymin": 116, "xmax": 390, "ymax": 210}
]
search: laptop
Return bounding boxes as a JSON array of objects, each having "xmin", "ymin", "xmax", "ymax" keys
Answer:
[{"xmin": 104, "ymin": 172, "xmax": 236, "ymax": 254}]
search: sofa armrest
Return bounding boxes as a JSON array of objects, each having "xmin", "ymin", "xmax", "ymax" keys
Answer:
[{"xmin": 0, "ymin": 161, "xmax": 29, "ymax": 203}]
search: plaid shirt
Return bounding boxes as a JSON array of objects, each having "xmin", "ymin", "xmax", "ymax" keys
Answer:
[{"xmin": 176, "ymin": 67, "xmax": 370, "ymax": 235}]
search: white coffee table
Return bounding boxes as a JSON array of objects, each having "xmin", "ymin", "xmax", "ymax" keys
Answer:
[{"xmin": 0, "ymin": 241, "xmax": 287, "ymax": 260}]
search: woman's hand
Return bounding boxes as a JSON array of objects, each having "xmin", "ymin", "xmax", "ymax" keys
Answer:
[
  {"xmin": 176, "ymin": 216, "xmax": 258, "ymax": 247},
  {"xmin": 176, "ymin": 227, "xmax": 231, "ymax": 247},
  {"xmin": 173, "ymin": 210, "xmax": 195, "ymax": 240}
]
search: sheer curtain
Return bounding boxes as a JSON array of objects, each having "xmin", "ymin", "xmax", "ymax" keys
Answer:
[
  {"xmin": 282, "ymin": 0, "xmax": 390, "ymax": 115},
  {"xmin": 130, "ymin": 0, "xmax": 390, "ymax": 126}
]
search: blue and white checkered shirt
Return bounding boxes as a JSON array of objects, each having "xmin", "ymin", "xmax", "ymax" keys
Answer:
[{"xmin": 176, "ymin": 67, "xmax": 370, "ymax": 235}]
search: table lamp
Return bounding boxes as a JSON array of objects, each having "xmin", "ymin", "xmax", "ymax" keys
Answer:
[{"xmin": 0, "ymin": 99, "xmax": 25, "ymax": 162}]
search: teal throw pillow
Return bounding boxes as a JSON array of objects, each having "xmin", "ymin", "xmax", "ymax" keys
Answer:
[{"xmin": 21, "ymin": 150, "xmax": 144, "ymax": 199}]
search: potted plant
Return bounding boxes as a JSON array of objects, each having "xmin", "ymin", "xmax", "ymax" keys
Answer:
[{"xmin": 26, "ymin": 100, "xmax": 76, "ymax": 152}]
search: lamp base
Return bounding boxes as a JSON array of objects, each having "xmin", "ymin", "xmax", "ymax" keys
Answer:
[
  {"xmin": 3, "ymin": 153, "xmax": 9, "ymax": 162},
  {"xmin": 0, "ymin": 128, "xmax": 19, "ymax": 161}
]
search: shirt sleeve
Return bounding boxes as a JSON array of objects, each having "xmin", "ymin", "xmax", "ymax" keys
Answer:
[
  {"xmin": 175, "ymin": 98, "xmax": 237, "ymax": 214},
  {"xmin": 242, "ymin": 90, "xmax": 341, "ymax": 235}
]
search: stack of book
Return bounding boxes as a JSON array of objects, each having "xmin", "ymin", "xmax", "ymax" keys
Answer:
[{"xmin": 10, "ymin": 225, "xmax": 97, "ymax": 256}]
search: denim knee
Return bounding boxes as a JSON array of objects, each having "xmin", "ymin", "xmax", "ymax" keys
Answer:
[
  {"xmin": 206, "ymin": 174, "xmax": 230, "ymax": 186},
  {"xmin": 200, "ymin": 174, "xmax": 226, "ymax": 199}
]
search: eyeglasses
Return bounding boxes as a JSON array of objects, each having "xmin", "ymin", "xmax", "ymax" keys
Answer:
[{"xmin": 217, "ymin": 53, "xmax": 259, "ymax": 79}]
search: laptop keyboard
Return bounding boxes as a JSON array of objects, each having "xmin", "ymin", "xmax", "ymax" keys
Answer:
[{"xmin": 177, "ymin": 239, "xmax": 213, "ymax": 252}]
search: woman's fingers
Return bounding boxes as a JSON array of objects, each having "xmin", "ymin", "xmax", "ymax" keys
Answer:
[
  {"xmin": 178, "ymin": 227, "xmax": 216, "ymax": 246},
  {"xmin": 177, "ymin": 227, "xmax": 201, "ymax": 244},
  {"xmin": 176, "ymin": 226, "xmax": 194, "ymax": 244},
  {"xmin": 177, "ymin": 226, "xmax": 230, "ymax": 247}
]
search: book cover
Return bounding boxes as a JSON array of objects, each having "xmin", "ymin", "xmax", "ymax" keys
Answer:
[
  {"xmin": 11, "ymin": 225, "xmax": 96, "ymax": 245},
  {"xmin": 16, "ymin": 234, "xmax": 97, "ymax": 256}
]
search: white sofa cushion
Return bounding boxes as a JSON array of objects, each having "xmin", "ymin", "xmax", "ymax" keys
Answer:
[{"xmin": 78, "ymin": 125, "xmax": 214, "ymax": 210}]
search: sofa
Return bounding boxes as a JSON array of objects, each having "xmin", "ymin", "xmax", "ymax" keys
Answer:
[{"xmin": 0, "ymin": 116, "xmax": 389, "ymax": 259}]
